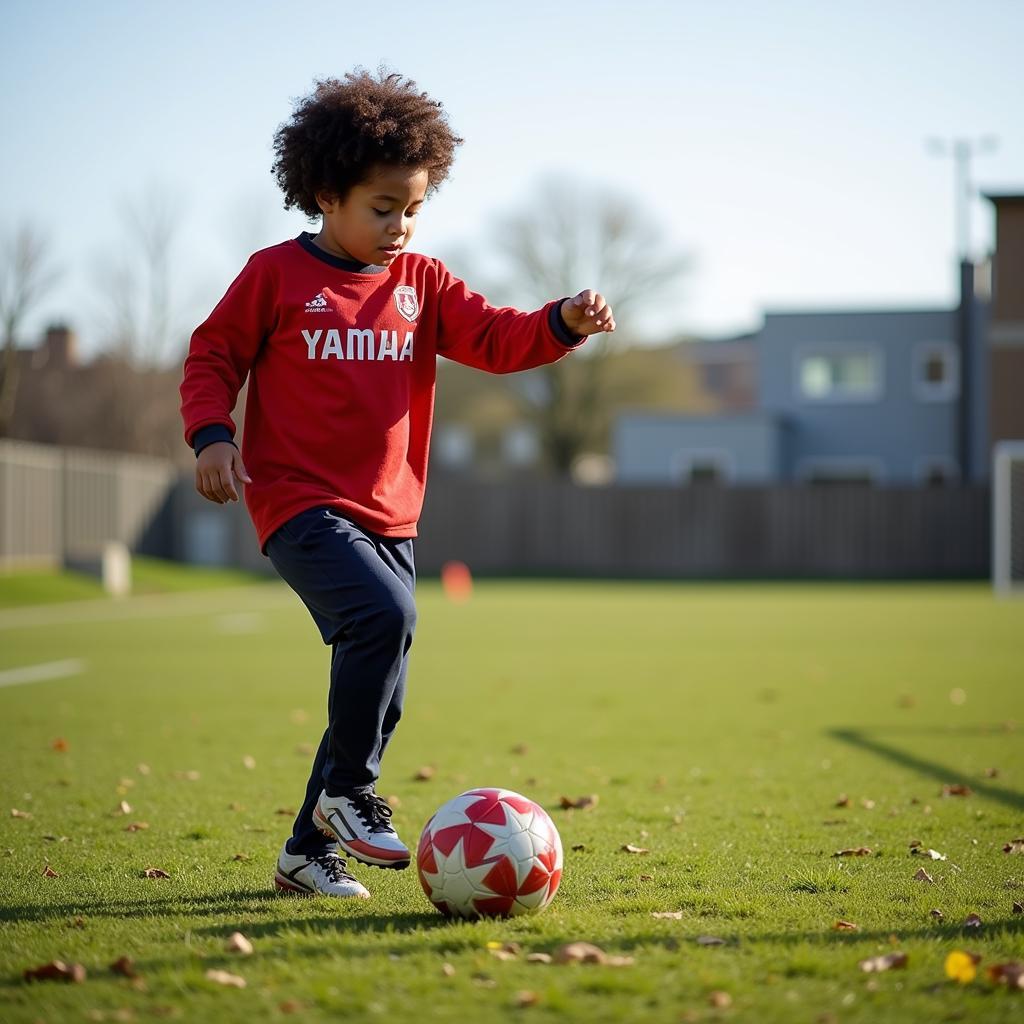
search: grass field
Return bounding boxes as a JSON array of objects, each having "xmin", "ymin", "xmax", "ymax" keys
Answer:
[{"xmin": 1, "ymin": 571, "xmax": 1022, "ymax": 1022}]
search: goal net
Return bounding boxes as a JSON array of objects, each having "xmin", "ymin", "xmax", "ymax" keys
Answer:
[{"xmin": 993, "ymin": 441, "xmax": 1024, "ymax": 595}]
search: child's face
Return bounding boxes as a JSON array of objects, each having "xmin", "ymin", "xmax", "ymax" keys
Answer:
[{"xmin": 315, "ymin": 165, "xmax": 429, "ymax": 267}]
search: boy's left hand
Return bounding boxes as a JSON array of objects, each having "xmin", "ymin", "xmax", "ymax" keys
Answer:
[{"xmin": 560, "ymin": 290, "xmax": 616, "ymax": 336}]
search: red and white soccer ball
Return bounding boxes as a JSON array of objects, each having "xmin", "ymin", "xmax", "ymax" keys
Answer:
[{"xmin": 416, "ymin": 787, "xmax": 563, "ymax": 919}]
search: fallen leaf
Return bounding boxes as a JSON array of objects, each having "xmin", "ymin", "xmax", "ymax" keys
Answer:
[
  {"xmin": 859, "ymin": 952, "xmax": 908, "ymax": 972},
  {"xmin": 639, "ymin": 873, "xmax": 654, "ymax": 881},
  {"xmin": 696, "ymin": 935, "xmax": 726, "ymax": 946},
  {"xmin": 913, "ymin": 867, "xmax": 934, "ymax": 882},
  {"xmin": 205, "ymin": 969, "xmax": 246, "ymax": 989},
  {"xmin": 964, "ymin": 913, "xmax": 982, "ymax": 928},
  {"xmin": 176, "ymin": 770, "xmax": 201, "ymax": 782},
  {"xmin": 110, "ymin": 956, "xmax": 137, "ymax": 978},
  {"xmin": 51, "ymin": 737, "xmax": 69, "ymax": 752},
  {"xmin": 835, "ymin": 794, "xmax": 851, "ymax": 808},
  {"xmin": 384, "ymin": 794, "xmax": 401, "ymax": 809},
  {"xmin": 514, "ymin": 990, "xmax": 539, "ymax": 1008},
  {"xmin": 41, "ymin": 865, "xmax": 59, "ymax": 878},
  {"xmin": 912, "ymin": 847, "xmax": 947, "ymax": 861},
  {"xmin": 510, "ymin": 743, "xmax": 529, "ymax": 756},
  {"xmin": 833, "ymin": 920, "xmax": 859, "ymax": 931},
  {"xmin": 231, "ymin": 853, "xmax": 249, "ymax": 862},
  {"xmin": 24, "ymin": 960, "xmax": 86, "ymax": 983},
  {"xmin": 68, "ymin": 916, "xmax": 86, "ymax": 929},
  {"xmin": 279, "ymin": 1000, "xmax": 305, "ymax": 1014},
  {"xmin": 559, "ymin": 794, "xmax": 598, "ymax": 811},
  {"xmin": 986, "ymin": 961, "xmax": 1024, "ymax": 990},
  {"xmin": 137, "ymin": 763, "xmax": 151, "ymax": 776},
  {"xmin": 708, "ymin": 991, "xmax": 732, "ymax": 1008},
  {"xmin": 275, "ymin": 808, "xmax": 295, "ymax": 816},
  {"xmin": 1003, "ymin": 838, "xmax": 1024, "ymax": 854},
  {"xmin": 554, "ymin": 942, "xmax": 632, "ymax": 966},
  {"xmin": 1013, "ymin": 901, "xmax": 1023, "ymax": 914},
  {"xmin": 294, "ymin": 743, "xmax": 314, "ymax": 756},
  {"xmin": 833, "ymin": 847, "xmax": 872, "ymax": 857},
  {"xmin": 861, "ymin": 798, "xmax": 876, "ymax": 810},
  {"xmin": 941, "ymin": 784, "xmax": 972, "ymax": 797},
  {"xmin": 526, "ymin": 953, "xmax": 552, "ymax": 964},
  {"xmin": 571, "ymin": 844, "xmax": 586, "ymax": 852},
  {"xmin": 225, "ymin": 932, "xmax": 253, "ymax": 955},
  {"xmin": 489, "ymin": 948, "xmax": 518, "ymax": 962},
  {"xmin": 930, "ymin": 908, "xmax": 944, "ymax": 920},
  {"xmin": 652, "ymin": 911, "xmax": 684, "ymax": 920},
  {"xmin": 441, "ymin": 963, "xmax": 456, "ymax": 977},
  {"xmin": 242, "ymin": 755, "xmax": 256, "ymax": 770},
  {"xmin": 944, "ymin": 950, "xmax": 981, "ymax": 983},
  {"xmin": 908, "ymin": 839, "xmax": 923, "ymax": 848},
  {"xmin": 142, "ymin": 867, "xmax": 170, "ymax": 879},
  {"xmin": 117, "ymin": 801, "xmax": 132, "ymax": 815},
  {"xmin": 414, "ymin": 765, "xmax": 435, "ymax": 781},
  {"xmin": 124, "ymin": 822, "xmax": 149, "ymax": 833},
  {"xmin": 11, "ymin": 808, "xmax": 32, "ymax": 819},
  {"xmin": 42, "ymin": 835, "xmax": 69, "ymax": 842},
  {"xmin": 985, "ymin": 767, "xmax": 1000, "ymax": 778},
  {"xmin": 621, "ymin": 843, "xmax": 649, "ymax": 855}
]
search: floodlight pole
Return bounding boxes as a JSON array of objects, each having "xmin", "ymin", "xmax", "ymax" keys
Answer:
[{"xmin": 925, "ymin": 136, "xmax": 999, "ymax": 261}]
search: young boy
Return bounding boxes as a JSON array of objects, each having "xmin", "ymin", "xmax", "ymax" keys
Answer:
[{"xmin": 179, "ymin": 70, "xmax": 615, "ymax": 899}]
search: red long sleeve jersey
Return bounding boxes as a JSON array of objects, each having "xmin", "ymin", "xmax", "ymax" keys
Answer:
[{"xmin": 180, "ymin": 234, "xmax": 584, "ymax": 552}]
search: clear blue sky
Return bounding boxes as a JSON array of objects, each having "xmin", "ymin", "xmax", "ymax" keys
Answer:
[{"xmin": 3, "ymin": 0, "xmax": 1021, "ymax": 358}]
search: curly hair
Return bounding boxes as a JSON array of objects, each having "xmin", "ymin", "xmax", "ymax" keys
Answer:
[{"xmin": 271, "ymin": 69, "xmax": 463, "ymax": 220}]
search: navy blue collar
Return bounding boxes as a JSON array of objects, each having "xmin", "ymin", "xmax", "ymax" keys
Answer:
[{"xmin": 295, "ymin": 232, "xmax": 389, "ymax": 275}]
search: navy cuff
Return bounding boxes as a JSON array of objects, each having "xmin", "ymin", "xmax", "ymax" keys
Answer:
[
  {"xmin": 192, "ymin": 424, "xmax": 236, "ymax": 457},
  {"xmin": 549, "ymin": 300, "xmax": 586, "ymax": 348}
]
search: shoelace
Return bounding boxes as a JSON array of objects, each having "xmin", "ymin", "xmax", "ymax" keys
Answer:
[
  {"xmin": 350, "ymin": 792, "xmax": 395, "ymax": 834},
  {"xmin": 312, "ymin": 853, "xmax": 355, "ymax": 883}
]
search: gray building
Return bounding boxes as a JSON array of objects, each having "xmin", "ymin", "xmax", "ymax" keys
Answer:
[{"xmin": 616, "ymin": 295, "xmax": 991, "ymax": 486}]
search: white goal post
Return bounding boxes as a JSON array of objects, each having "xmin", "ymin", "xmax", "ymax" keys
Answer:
[{"xmin": 992, "ymin": 440, "xmax": 1024, "ymax": 596}]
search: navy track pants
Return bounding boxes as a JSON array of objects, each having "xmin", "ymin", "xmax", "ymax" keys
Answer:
[{"xmin": 265, "ymin": 506, "xmax": 416, "ymax": 856}]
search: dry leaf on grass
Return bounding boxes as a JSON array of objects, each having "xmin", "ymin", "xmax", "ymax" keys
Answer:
[
  {"xmin": 944, "ymin": 950, "xmax": 981, "ymax": 983},
  {"xmin": 652, "ymin": 911, "xmax": 684, "ymax": 920},
  {"xmin": 571, "ymin": 844, "xmax": 586, "ymax": 852},
  {"xmin": 708, "ymin": 991, "xmax": 732, "ymax": 1008},
  {"xmin": 510, "ymin": 743, "xmax": 529, "ymax": 756},
  {"xmin": 137, "ymin": 763, "xmax": 151, "ymax": 776},
  {"xmin": 913, "ymin": 868, "xmax": 934, "ymax": 883},
  {"xmin": 51, "ymin": 737, "xmax": 69, "ymax": 752},
  {"xmin": 231, "ymin": 853, "xmax": 249, "ymax": 862},
  {"xmin": 142, "ymin": 867, "xmax": 170, "ymax": 879},
  {"xmin": 1013, "ymin": 901, "xmax": 1023, "ymax": 914},
  {"xmin": 279, "ymin": 1000, "xmax": 305, "ymax": 1014},
  {"xmin": 124, "ymin": 822, "xmax": 149, "ymax": 833},
  {"xmin": 205, "ymin": 969, "xmax": 246, "ymax": 989},
  {"xmin": 43, "ymin": 835, "xmax": 69, "ymax": 843},
  {"xmin": 621, "ymin": 843, "xmax": 649, "ymax": 855},
  {"xmin": 275, "ymin": 808, "xmax": 295, "ymax": 816},
  {"xmin": 912, "ymin": 847, "xmax": 946, "ymax": 860},
  {"xmin": 526, "ymin": 953, "xmax": 552, "ymax": 964},
  {"xmin": 225, "ymin": 932, "xmax": 253, "ymax": 955},
  {"xmin": 833, "ymin": 920, "xmax": 859, "ymax": 931},
  {"xmin": 110, "ymin": 956, "xmax": 137, "ymax": 978},
  {"xmin": 11, "ymin": 808, "xmax": 32, "ymax": 819},
  {"xmin": 41, "ymin": 865, "xmax": 59, "ymax": 878},
  {"xmin": 985, "ymin": 767, "xmax": 1000, "ymax": 778},
  {"xmin": 24, "ymin": 960, "xmax": 86, "ymax": 983},
  {"xmin": 835, "ymin": 794, "xmax": 851, "ymax": 808},
  {"xmin": 384, "ymin": 795, "xmax": 401, "ymax": 809},
  {"xmin": 861, "ymin": 798, "xmax": 876, "ymax": 810},
  {"xmin": 554, "ymin": 942, "xmax": 633, "ymax": 966},
  {"xmin": 441, "ymin": 963, "xmax": 456, "ymax": 977},
  {"xmin": 639, "ymin": 873, "xmax": 654, "ymax": 881},
  {"xmin": 833, "ymin": 846, "xmax": 872, "ymax": 857},
  {"xmin": 489, "ymin": 948, "xmax": 518, "ymax": 962},
  {"xmin": 929, "ymin": 908, "xmax": 944, "ymax": 920},
  {"xmin": 941, "ymin": 783, "xmax": 972, "ymax": 797},
  {"xmin": 1003, "ymin": 838, "xmax": 1024, "ymax": 854},
  {"xmin": 116, "ymin": 801, "xmax": 132, "ymax": 815},
  {"xmin": 559, "ymin": 794, "xmax": 598, "ymax": 811},
  {"xmin": 414, "ymin": 766, "xmax": 435, "ymax": 781},
  {"xmin": 964, "ymin": 913, "xmax": 982, "ymax": 928},
  {"xmin": 242, "ymin": 755, "xmax": 256, "ymax": 770},
  {"xmin": 696, "ymin": 935, "xmax": 726, "ymax": 946},
  {"xmin": 514, "ymin": 989, "xmax": 539, "ymax": 1008},
  {"xmin": 859, "ymin": 951, "xmax": 908, "ymax": 972},
  {"xmin": 986, "ymin": 962, "xmax": 1024, "ymax": 990}
]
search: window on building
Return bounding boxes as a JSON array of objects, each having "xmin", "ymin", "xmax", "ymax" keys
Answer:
[
  {"xmin": 797, "ymin": 349, "xmax": 882, "ymax": 402},
  {"xmin": 798, "ymin": 460, "xmax": 880, "ymax": 486},
  {"xmin": 917, "ymin": 457, "xmax": 959, "ymax": 486},
  {"xmin": 671, "ymin": 449, "xmax": 734, "ymax": 485},
  {"xmin": 913, "ymin": 343, "xmax": 959, "ymax": 401}
]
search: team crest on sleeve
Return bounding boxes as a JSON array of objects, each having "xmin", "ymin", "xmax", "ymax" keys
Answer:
[{"xmin": 393, "ymin": 285, "xmax": 420, "ymax": 323}]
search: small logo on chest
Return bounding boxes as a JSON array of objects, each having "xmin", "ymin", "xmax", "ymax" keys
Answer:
[
  {"xmin": 393, "ymin": 286, "xmax": 419, "ymax": 323},
  {"xmin": 305, "ymin": 292, "xmax": 329, "ymax": 312}
]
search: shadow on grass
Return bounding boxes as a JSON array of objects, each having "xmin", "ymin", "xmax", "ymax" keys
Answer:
[{"xmin": 828, "ymin": 727, "xmax": 1024, "ymax": 813}]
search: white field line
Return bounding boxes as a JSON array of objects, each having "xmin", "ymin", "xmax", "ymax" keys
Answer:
[
  {"xmin": 0, "ymin": 658, "xmax": 85, "ymax": 688},
  {"xmin": 0, "ymin": 585, "xmax": 295, "ymax": 631}
]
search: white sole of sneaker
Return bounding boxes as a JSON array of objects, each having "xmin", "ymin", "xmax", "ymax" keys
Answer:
[
  {"xmin": 312, "ymin": 803, "xmax": 411, "ymax": 870},
  {"xmin": 273, "ymin": 868, "xmax": 370, "ymax": 900}
]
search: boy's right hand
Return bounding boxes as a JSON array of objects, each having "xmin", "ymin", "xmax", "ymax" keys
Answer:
[{"xmin": 195, "ymin": 441, "xmax": 252, "ymax": 504}]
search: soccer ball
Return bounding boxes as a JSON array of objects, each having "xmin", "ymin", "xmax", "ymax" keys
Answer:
[{"xmin": 416, "ymin": 787, "xmax": 563, "ymax": 919}]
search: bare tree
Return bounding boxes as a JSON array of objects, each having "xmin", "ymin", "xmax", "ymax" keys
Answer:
[
  {"xmin": 473, "ymin": 178, "xmax": 691, "ymax": 474},
  {"xmin": 0, "ymin": 223, "xmax": 60, "ymax": 436}
]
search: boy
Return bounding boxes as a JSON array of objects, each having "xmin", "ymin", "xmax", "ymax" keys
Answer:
[{"xmin": 179, "ymin": 70, "xmax": 615, "ymax": 899}]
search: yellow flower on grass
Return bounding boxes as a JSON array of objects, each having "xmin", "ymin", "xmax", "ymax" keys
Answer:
[{"xmin": 945, "ymin": 950, "xmax": 979, "ymax": 984}]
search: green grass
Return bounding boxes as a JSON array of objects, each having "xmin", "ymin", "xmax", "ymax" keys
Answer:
[
  {"xmin": 1, "ymin": 579, "xmax": 1022, "ymax": 1023},
  {"xmin": 0, "ymin": 557, "xmax": 271, "ymax": 608}
]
